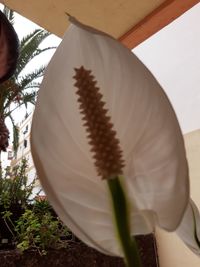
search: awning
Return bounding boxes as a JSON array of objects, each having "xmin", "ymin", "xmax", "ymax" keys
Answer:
[{"xmin": 2, "ymin": 0, "xmax": 199, "ymax": 48}]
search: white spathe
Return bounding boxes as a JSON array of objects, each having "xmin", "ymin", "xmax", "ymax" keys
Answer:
[
  {"xmin": 177, "ymin": 199, "xmax": 200, "ymax": 255},
  {"xmin": 31, "ymin": 18, "xmax": 190, "ymax": 256}
]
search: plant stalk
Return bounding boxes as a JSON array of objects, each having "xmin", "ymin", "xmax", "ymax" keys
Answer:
[
  {"xmin": 108, "ymin": 177, "xmax": 142, "ymax": 267},
  {"xmin": 3, "ymin": 217, "xmax": 15, "ymax": 238}
]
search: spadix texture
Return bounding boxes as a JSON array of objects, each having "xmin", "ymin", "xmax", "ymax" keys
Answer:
[
  {"xmin": 73, "ymin": 66, "xmax": 125, "ymax": 179},
  {"xmin": 31, "ymin": 18, "xmax": 189, "ymax": 256}
]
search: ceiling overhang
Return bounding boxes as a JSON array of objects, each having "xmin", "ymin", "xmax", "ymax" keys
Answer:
[
  {"xmin": 120, "ymin": 0, "xmax": 200, "ymax": 48},
  {"xmin": 2, "ymin": 0, "xmax": 199, "ymax": 48}
]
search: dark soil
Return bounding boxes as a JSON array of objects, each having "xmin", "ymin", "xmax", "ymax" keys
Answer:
[
  {"xmin": 0, "ymin": 242, "xmax": 124, "ymax": 267},
  {"xmin": 0, "ymin": 235, "xmax": 159, "ymax": 267}
]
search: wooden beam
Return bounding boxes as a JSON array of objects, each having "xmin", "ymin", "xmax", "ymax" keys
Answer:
[{"xmin": 119, "ymin": 0, "xmax": 200, "ymax": 49}]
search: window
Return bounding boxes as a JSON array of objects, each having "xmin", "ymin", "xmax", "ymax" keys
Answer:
[
  {"xmin": 23, "ymin": 125, "xmax": 28, "ymax": 135},
  {"xmin": 7, "ymin": 151, "xmax": 13, "ymax": 160},
  {"xmin": 24, "ymin": 139, "xmax": 27, "ymax": 148}
]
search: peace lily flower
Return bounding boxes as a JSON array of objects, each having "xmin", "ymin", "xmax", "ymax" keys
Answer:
[{"xmin": 31, "ymin": 17, "xmax": 200, "ymax": 262}]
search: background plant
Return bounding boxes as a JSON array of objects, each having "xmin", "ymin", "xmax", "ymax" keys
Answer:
[
  {"xmin": 0, "ymin": 159, "xmax": 70, "ymax": 253},
  {"xmin": 0, "ymin": 158, "xmax": 36, "ymax": 210},
  {"xmin": 15, "ymin": 200, "xmax": 69, "ymax": 255},
  {"xmin": 0, "ymin": 158, "xmax": 37, "ymax": 246}
]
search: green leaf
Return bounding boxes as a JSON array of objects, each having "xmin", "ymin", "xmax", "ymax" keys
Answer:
[{"xmin": 3, "ymin": 6, "xmax": 15, "ymax": 25}]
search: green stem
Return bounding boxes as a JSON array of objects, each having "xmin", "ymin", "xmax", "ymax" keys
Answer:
[{"xmin": 108, "ymin": 177, "xmax": 142, "ymax": 267}]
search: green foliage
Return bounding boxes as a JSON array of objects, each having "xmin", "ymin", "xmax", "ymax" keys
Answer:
[
  {"xmin": 15, "ymin": 201, "xmax": 69, "ymax": 255},
  {"xmin": 0, "ymin": 158, "xmax": 36, "ymax": 209},
  {"xmin": 0, "ymin": 159, "xmax": 70, "ymax": 255},
  {"xmin": 33, "ymin": 198, "xmax": 51, "ymax": 214}
]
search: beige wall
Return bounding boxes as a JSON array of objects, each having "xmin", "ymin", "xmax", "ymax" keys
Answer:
[{"xmin": 157, "ymin": 129, "xmax": 200, "ymax": 267}]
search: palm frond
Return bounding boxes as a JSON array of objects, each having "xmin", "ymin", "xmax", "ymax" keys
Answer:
[
  {"xmin": 20, "ymin": 81, "xmax": 41, "ymax": 90},
  {"xmin": 19, "ymin": 66, "xmax": 46, "ymax": 90},
  {"xmin": 0, "ymin": 6, "xmax": 58, "ymax": 154},
  {"xmin": 24, "ymin": 82, "xmax": 41, "ymax": 89},
  {"xmin": 8, "ymin": 114, "xmax": 19, "ymax": 155},
  {"xmin": 32, "ymin": 46, "xmax": 56, "ymax": 58},
  {"xmin": 3, "ymin": 6, "xmax": 15, "ymax": 25},
  {"xmin": 15, "ymin": 29, "xmax": 52, "ymax": 76},
  {"xmin": 22, "ymin": 91, "xmax": 37, "ymax": 108},
  {"xmin": 4, "ymin": 90, "xmax": 36, "ymax": 118},
  {"xmin": 19, "ymin": 29, "xmax": 42, "ymax": 49},
  {"xmin": 0, "ymin": 79, "xmax": 20, "ymax": 115}
]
